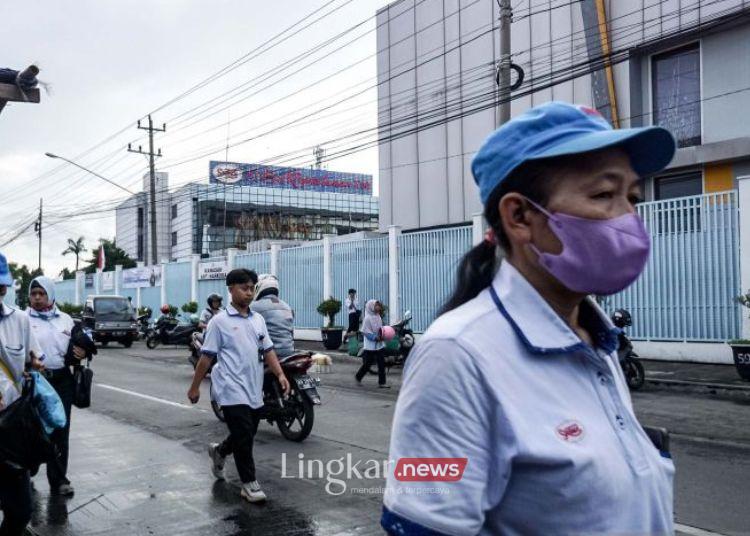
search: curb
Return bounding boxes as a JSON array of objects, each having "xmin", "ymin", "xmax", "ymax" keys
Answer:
[{"xmin": 646, "ymin": 378, "xmax": 750, "ymax": 393}]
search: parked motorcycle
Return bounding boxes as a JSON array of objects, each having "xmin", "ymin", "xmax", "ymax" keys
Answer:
[
  {"xmin": 145, "ymin": 314, "xmax": 199, "ymax": 349},
  {"xmin": 611, "ymin": 309, "xmax": 645, "ymax": 390},
  {"xmin": 188, "ymin": 331, "xmax": 213, "ymax": 371},
  {"xmin": 383, "ymin": 310, "xmax": 415, "ymax": 368},
  {"xmin": 136, "ymin": 308, "xmax": 152, "ymax": 340},
  {"xmin": 192, "ymin": 333, "xmax": 321, "ymax": 441}
]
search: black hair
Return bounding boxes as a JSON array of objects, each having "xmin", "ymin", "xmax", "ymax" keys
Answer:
[
  {"xmin": 440, "ymin": 159, "xmax": 564, "ymax": 314},
  {"xmin": 348, "ymin": 288, "xmax": 356, "ymax": 294},
  {"xmin": 226, "ymin": 268, "xmax": 258, "ymax": 287},
  {"xmin": 256, "ymin": 288, "xmax": 279, "ymax": 300}
]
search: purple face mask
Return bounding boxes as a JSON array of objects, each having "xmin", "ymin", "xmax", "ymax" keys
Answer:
[{"xmin": 526, "ymin": 199, "xmax": 651, "ymax": 295}]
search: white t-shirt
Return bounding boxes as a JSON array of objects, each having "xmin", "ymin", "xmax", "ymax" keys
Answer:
[
  {"xmin": 27, "ymin": 307, "xmax": 75, "ymax": 370},
  {"xmin": 0, "ymin": 303, "xmax": 44, "ymax": 406}
]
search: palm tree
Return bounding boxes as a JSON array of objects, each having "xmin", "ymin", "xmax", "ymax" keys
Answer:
[{"xmin": 62, "ymin": 236, "xmax": 87, "ymax": 272}]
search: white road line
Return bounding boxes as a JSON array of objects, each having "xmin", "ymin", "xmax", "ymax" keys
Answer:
[
  {"xmin": 675, "ymin": 523, "xmax": 730, "ymax": 536},
  {"xmin": 96, "ymin": 383, "xmax": 206, "ymax": 412}
]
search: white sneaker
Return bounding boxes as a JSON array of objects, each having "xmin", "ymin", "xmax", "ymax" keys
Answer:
[
  {"xmin": 208, "ymin": 443, "xmax": 226, "ymax": 480},
  {"xmin": 240, "ymin": 480, "xmax": 267, "ymax": 503}
]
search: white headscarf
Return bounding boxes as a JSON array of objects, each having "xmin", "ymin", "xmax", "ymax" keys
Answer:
[{"xmin": 362, "ymin": 299, "xmax": 383, "ymax": 336}]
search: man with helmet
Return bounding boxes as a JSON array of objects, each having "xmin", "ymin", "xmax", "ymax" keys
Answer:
[
  {"xmin": 250, "ymin": 274, "xmax": 295, "ymax": 358},
  {"xmin": 199, "ymin": 294, "xmax": 224, "ymax": 331}
]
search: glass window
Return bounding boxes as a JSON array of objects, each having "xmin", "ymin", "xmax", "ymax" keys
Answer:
[
  {"xmin": 652, "ymin": 43, "xmax": 701, "ymax": 147},
  {"xmin": 171, "ymin": 204, "xmax": 178, "ymax": 219},
  {"xmin": 655, "ymin": 171, "xmax": 702, "ymax": 200},
  {"xmin": 171, "ymin": 231, "xmax": 178, "ymax": 247}
]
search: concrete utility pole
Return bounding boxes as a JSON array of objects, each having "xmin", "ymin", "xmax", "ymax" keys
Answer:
[
  {"xmin": 35, "ymin": 198, "xmax": 42, "ymax": 271},
  {"xmin": 128, "ymin": 115, "xmax": 166, "ymax": 266},
  {"xmin": 497, "ymin": 0, "xmax": 512, "ymax": 127}
]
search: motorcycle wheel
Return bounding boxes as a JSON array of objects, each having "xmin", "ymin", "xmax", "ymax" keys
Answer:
[
  {"xmin": 210, "ymin": 382, "xmax": 225, "ymax": 422},
  {"xmin": 146, "ymin": 335, "xmax": 159, "ymax": 350},
  {"xmin": 624, "ymin": 358, "xmax": 645, "ymax": 390},
  {"xmin": 277, "ymin": 384, "xmax": 314, "ymax": 442},
  {"xmin": 121, "ymin": 338, "xmax": 133, "ymax": 348}
]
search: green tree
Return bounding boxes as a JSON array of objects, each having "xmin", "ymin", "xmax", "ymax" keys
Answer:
[
  {"xmin": 59, "ymin": 267, "xmax": 76, "ymax": 280},
  {"xmin": 84, "ymin": 238, "xmax": 136, "ymax": 273},
  {"xmin": 9, "ymin": 263, "xmax": 44, "ymax": 309},
  {"xmin": 61, "ymin": 236, "xmax": 87, "ymax": 272}
]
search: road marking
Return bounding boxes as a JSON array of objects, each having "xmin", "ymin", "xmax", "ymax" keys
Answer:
[
  {"xmin": 675, "ymin": 523, "xmax": 729, "ymax": 536},
  {"xmin": 96, "ymin": 383, "xmax": 206, "ymax": 412}
]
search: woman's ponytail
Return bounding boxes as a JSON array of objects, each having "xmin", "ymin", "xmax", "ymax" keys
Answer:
[{"xmin": 439, "ymin": 238, "xmax": 498, "ymax": 314}]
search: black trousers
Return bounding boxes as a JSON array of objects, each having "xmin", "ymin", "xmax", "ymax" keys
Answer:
[
  {"xmin": 44, "ymin": 367, "xmax": 74, "ymax": 488},
  {"xmin": 0, "ymin": 464, "xmax": 32, "ymax": 536},
  {"xmin": 218, "ymin": 405, "xmax": 261, "ymax": 484},
  {"xmin": 347, "ymin": 311, "xmax": 360, "ymax": 333},
  {"xmin": 356, "ymin": 350, "xmax": 386, "ymax": 385}
]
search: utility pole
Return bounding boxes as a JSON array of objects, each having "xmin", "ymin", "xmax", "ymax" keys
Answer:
[
  {"xmin": 34, "ymin": 198, "xmax": 42, "ymax": 271},
  {"xmin": 497, "ymin": 0, "xmax": 512, "ymax": 127},
  {"xmin": 128, "ymin": 115, "xmax": 165, "ymax": 266}
]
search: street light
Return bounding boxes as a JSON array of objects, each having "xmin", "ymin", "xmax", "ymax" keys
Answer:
[{"xmin": 44, "ymin": 152, "xmax": 135, "ymax": 195}]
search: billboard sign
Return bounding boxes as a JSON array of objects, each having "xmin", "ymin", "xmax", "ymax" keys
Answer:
[
  {"xmin": 122, "ymin": 266, "xmax": 162, "ymax": 289},
  {"xmin": 198, "ymin": 260, "xmax": 228, "ymax": 281},
  {"xmin": 209, "ymin": 161, "xmax": 372, "ymax": 195},
  {"xmin": 101, "ymin": 271, "xmax": 115, "ymax": 291}
]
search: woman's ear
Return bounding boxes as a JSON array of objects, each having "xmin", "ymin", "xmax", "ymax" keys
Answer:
[{"xmin": 498, "ymin": 193, "xmax": 533, "ymax": 247}]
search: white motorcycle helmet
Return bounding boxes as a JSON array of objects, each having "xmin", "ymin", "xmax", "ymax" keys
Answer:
[{"xmin": 255, "ymin": 273, "xmax": 279, "ymax": 299}]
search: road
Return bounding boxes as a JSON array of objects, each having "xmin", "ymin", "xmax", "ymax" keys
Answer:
[{"xmin": 22, "ymin": 343, "xmax": 750, "ymax": 536}]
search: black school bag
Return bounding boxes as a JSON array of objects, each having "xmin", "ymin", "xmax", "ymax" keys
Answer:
[{"xmin": 0, "ymin": 375, "xmax": 56, "ymax": 473}]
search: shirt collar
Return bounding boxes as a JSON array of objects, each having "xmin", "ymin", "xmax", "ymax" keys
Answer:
[
  {"xmin": 226, "ymin": 303, "xmax": 253, "ymax": 317},
  {"xmin": 489, "ymin": 261, "xmax": 619, "ymax": 355},
  {"xmin": 28, "ymin": 305, "xmax": 60, "ymax": 320}
]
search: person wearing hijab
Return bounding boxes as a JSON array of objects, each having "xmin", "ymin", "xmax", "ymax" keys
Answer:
[
  {"xmin": 26, "ymin": 276, "xmax": 87, "ymax": 497},
  {"xmin": 355, "ymin": 299, "xmax": 389, "ymax": 388}
]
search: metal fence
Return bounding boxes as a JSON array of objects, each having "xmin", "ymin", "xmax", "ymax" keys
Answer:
[
  {"xmin": 610, "ymin": 191, "xmax": 741, "ymax": 341},
  {"xmin": 165, "ymin": 262, "xmax": 192, "ymax": 308},
  {"xmin": 332, "ymin": 237, "xmax": 389, "ymax": 317},
  {"xmin": 398, "ymin": 226, "xmax": 473, "ymax": 332},
  {"xmin": 56, "ymin": 279, "xmax": 77, "ymax": 304},
  {"xmin": 236, "ymin": 251, "xmax": 271, "ymax": 275},
  {"xmin": 279, "ymin": 244, "xmax": 323, "ymax": 328}
]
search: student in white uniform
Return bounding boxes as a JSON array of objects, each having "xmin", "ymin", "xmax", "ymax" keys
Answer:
[
  {"xmin": 27, "ymin": 276, "xmax": 87, "ymax": 496},
  {"xmin": 382, "ymin": 102, "xmax": 678, "ymax": 535},
  {"xmin": 0, "ymin": 252, "xmax": 44, "ymax": 536},
  {"xmin": 187, "ymin": 268, "xmax": 290, "ymax": 504}
]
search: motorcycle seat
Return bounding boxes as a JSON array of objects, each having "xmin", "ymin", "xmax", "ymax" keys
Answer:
[{"xmin": 277, "ymin": 351, "xmax": 313, "ymax": 364}]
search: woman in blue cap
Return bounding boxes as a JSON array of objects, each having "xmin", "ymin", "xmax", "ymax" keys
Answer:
[{"xmin": 382, "ymin": 102, "xmax": 677, "ymax": 535}]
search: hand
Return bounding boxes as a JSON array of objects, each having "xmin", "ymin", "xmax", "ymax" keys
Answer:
[
  {"xmin": 31, "ymin": 357, "xmax": 45, "ymax": 371},
  {"xmin": 187, "ymin": 386, "xmax": 200, "ymax": 404},
  {"xmin": 0, "ymin": 393, "xmax": 4, "ymax": 411},
  {"xmin": 277, "ymin": 374, "xmax": 291, "ymax": 397},
  {"xmin": 73, "ymin": 346, "xmax": 86, "ymax": 361}
]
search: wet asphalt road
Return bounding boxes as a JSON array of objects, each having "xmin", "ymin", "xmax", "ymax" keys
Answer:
[{"xmin": 23, "ymin": 343, "xmax": 750, "ymax": 535}]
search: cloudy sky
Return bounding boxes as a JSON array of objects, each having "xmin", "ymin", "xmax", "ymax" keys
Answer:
[{"xmin": 1, "ymin": 0, "xmax": 391, "ymax": 276}]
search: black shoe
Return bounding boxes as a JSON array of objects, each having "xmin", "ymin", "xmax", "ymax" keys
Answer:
[
  {"xmin": 378, "ymin": 384, "xmax": 391, "ymax": 389},
  {"xmin": 51, "ymin": 483, "xmax": 75, "ymax": 497}
]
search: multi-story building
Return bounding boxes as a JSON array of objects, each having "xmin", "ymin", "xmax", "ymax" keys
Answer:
[
  {"xmin": 376, "ymin": 0, "xmax": 750, "ymax": 230},
  {"xmin": 116, "ymin": 162, "xmax": 378, "ymax": 263}
]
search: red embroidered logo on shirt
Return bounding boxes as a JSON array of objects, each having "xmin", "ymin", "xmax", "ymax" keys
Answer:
[{"xmin": 556, "ymin": 421, "xmax": 585, "ymax": 442}]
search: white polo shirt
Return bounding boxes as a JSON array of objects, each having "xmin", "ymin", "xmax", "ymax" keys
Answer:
[
  {"xmin": 0, "ymin": 303, "xmax": 44, "ymax": 406},
  {"xmin": 27, "ymin": 307, "xmax": 75, "ymax": 370},
  {"xmin": 382, "ymin": 261, "xmax": 674, "ymax": 536},
  {"xmin": 201, "ymin": 303, "xmax": 274, "ymax": 409}
]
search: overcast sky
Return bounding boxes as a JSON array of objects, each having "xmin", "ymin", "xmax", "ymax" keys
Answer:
[{"xmin": 1, "ymin": 0, "xmax": 391, "ymax": 276}]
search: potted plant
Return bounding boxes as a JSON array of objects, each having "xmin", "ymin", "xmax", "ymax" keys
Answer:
[
  {"xmin": 317, "ymin": 297, "xmax": 343, "ymax": 350},
  {"xmin": 729, "ymin": 290, "xmax": 750, "ymax": 381}
]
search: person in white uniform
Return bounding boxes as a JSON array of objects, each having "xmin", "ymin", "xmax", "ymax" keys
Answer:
[
  {"xmin": 27, "ymin": 276, "xmax": 88, "ymax": 497},
  {"xmin": 382, "ymin": 102, "xmax": 678, "ymax": 535},
  {"xmin": 0, "ymin": 252, "xmax": 44, "ymax": 536}
]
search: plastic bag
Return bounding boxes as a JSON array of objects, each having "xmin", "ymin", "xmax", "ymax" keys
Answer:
[{"xmin": 30, "ymin": 371, "xmax": 66, "ymax": 434}]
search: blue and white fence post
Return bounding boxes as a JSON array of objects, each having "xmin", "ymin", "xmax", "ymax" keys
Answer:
[
  {"xmin": 388, "ymin": 225, "xmax": 401, "ymax": 324},
  {"xmin": 190, "ymin": 254, "xmax": 200, "ymax": 303},
  {"xmin": 95, "ymin": 268, "xmax": 102, "ymax": 295},
  {"xmin": 75, "ymin": 271, "xmax": 84, "ymax": 305},
  {"xmin": 270, "ymin": 243, "xmax": 281, "ymax": 277},
  {"xmin": 739, "ymin": 175, "xmax": 750, "ymax": 339},
  {"xmin": 472, "ymin": 213, "xmax": 485, "ymax": 246},
  {"xmin": 160, "ymin": 259, "xmax": 168, "ymax": 308},
  {"xmin": 115, "ymin": 265, "xmax": 122, "ymax": 295},
  {"xmin": 322, "ymin": 235, "xmax": 333, "ymax": 307}
]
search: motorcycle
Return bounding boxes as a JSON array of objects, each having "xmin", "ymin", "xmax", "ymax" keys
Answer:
[
  {"xmin": 136, "ymin": 310, "xmax": 152, "ymax": 340},
  {"xmin": 383, "ymin": 310, "xmax": 415, "ymax": 368},
  {"xmin": 146, "ymin": 314, "xmax": 199, "ymax": 349},
  {"xmin": 192, "ymin": 333, "xmax": 321, "ymax": 442},
  {"xmin": 611, "ymin": 309, "xmax": 645, "ymax": 390},
  {"xmin": 188, "ymin": 331, "xmax": 213, "ymax": 372}
]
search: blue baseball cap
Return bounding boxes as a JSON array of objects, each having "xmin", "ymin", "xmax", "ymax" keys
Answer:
[
  {"xmin": 471, "ymin": 101, "xmax": 676, "ymax": 205},
  {"xmin": 0, "ymin": 251, "xmax": 13, "ymax": 286}
]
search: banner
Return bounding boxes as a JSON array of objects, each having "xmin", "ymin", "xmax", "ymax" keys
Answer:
[
  {"xmin": 209, "ymin": 161, "xmax": 372, "ymax": 195},
  {"xmin": 122, "ymin": 266, "xmax": 162, "ymax": 289},
  {"xmin": 101, "ymin": 272, "xmax": 115, "ymax": 291},
  {"xmin": 84, "ymin": 274, "xmax": 94, "ymax": 289},
  {"xmin": 198, "ymin": 260, "xmax": 228, "ymax": 281}
]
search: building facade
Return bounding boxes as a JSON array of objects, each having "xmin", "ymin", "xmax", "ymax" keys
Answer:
[
  {"xmin": 376, "ymin": 0, "xmax": 750, "ymax": 230},
  {"xmin": 116, "ymin": 165, "xmax": 378, "ymax": 263}
]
